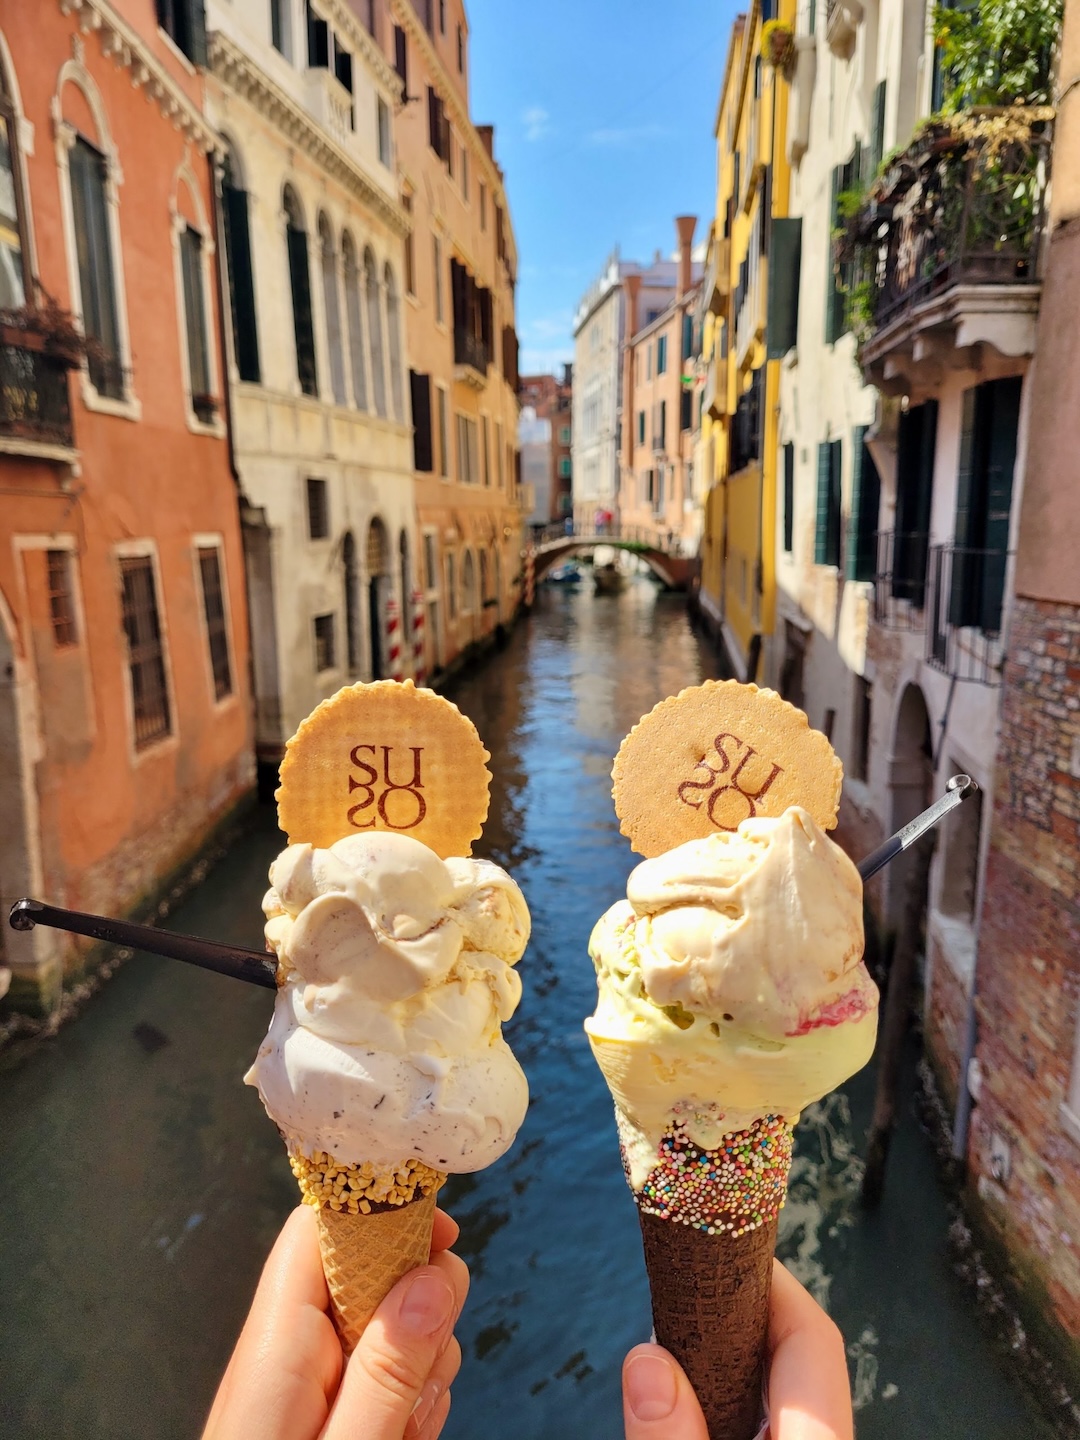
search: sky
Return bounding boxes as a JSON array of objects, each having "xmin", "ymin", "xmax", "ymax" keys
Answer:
[{"xmin": 466, "ymin": 0, "xmax": 741, "ymax": 375}]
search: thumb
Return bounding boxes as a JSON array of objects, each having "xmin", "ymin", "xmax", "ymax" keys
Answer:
[
  {"xmin": 322, "ymin": 1266, "xmax": 456, "ymax": 1440},
  {"xmin": 623, "ymin": 1344, "xmax": 710, "ymax": 1440}
]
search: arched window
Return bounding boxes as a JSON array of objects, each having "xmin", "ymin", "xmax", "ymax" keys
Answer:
[
  {"xmin": 69, "ymin": 137, "xmax": 122, "ymax": 396},
  {"xmin": 174, "ymin": 170, "xmax": 215, "ymax": 424},
  {"xmin": 479, "ymin": 549, "xmax": 489, "ymax": 608},
  {"xmin": 384, "ymin": 262, "xmax": 404, "ymax": 422},
  {"xmin": 284, "ymin": 185, "xmax": 317, "ymax": 396},
  {"xmin": 462, "ymin": 550, "xmax": 476, "ymax": 615},
  {"xmin": 342, "ymin": 232, "xmax": 367, "ymax": 410},
  {"xmin": 318, "ymin": 213, "xmax": 346, "ymax": 405},
  {"xmin": 364, "ymin": 246, "xmax": 387, "ymax": 418},
  {"xmin": 342, "ymin": 530, "xmax": 360, "ymax": 676},
  {"xmin": 221, "ymin": 145, "xmax": 260, "ymax": 382},
  {"xmin": 367, "ymin": 518, "xmax": 390, "ymax": 679},
  {"xmin": 0, "ymin": 51, "xmax": 31, "ymax": 308}
]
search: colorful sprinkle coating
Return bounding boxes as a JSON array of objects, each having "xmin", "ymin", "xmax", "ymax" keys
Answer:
[
  {"xmin": 632, "ymin": 1116, "xmax": 794, "ymax": 1235},
  {"xmin": 289, "ymin": 1149, "xmax": 444, "ymax": 1214}
]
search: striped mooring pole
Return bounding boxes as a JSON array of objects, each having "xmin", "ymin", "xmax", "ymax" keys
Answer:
[
  {"xmin": 411, "ymin": 588, "xmax": 427, "ymax": 687},
  {"xmin": 386, "ymin": 595, "xmax": 403, "ymax": 680}
]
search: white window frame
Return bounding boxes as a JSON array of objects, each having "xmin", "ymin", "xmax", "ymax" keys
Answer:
[
  {"xmin": 113, "ymin": 538, "xmax": 178, "ymax": 764},
  {"xmin": 54, "ymin": 59, "xmax": 140, "ymax": 421},
  {"xmin": 460, "ymin": 546, "xmax": 476, "ymax": 616},
  {"xmin": 191, "ymin": 532, "xmax": 238, "ymax": 710},
  {"xmin": 171, "ymin": 165, "xmax": 225, "ymax": 438},
  {"xmin": 436, "ymin": 381, "xmax": 450, "ymax": 480},
  {"xmin": 433, "ymin": 232, "xmax": 445, "ymax": 328}
]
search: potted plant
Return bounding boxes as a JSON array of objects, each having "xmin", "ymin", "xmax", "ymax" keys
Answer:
[
  {"xmin": 0, "ymin": 291, "xmax": 93, "ymax": 369},
  {"xmin": 761, "ymin": 20, "xmax": 796, "ymax": 80}
]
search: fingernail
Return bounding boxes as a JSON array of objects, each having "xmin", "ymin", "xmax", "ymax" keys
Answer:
[
  {"xmin": 410, "ymin": 1378, "xmax": 443, "ymax": 1431},
  {"xmin": 400, "ymin": 1271, "xmax": 454, "ymax": 1337},
  {"xmin": 626, "ymin": 1353, "xmax": 678, "ymax": 1421}
]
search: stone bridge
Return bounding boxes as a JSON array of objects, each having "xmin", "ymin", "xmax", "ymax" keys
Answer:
[{"xmin": 527, "ymin": 524, "xmax": 700, "ymax": 591}]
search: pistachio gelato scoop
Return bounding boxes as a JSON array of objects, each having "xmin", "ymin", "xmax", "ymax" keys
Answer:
[{"xmin": 585, "ymin": 806, "xmax": 878, "ymax": 1186}]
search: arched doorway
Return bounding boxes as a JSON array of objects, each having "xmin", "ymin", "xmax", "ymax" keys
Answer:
[
  {"xmin": 399, "ymin": 530, "xmax": 411, "ymax": 674},
  {"xmin": 493, "ymin": 547, "xmax": 502, "ymax": 622},
  {"xmin": 342, "ymin": 531, "xmax": 360, "ymax": 677},
  {"xmin": 367, "ymin": 518, "xmax": 390, "ymax": 679},
  {"xmin": 888, "ymin": 682, "xmax": 933, "ymax": 928}
]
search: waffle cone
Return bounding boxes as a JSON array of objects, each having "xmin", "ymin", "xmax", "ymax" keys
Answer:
[
  {"xmin": 315, "ymin": 1190, "xmax": 440, "ymax": 1356},
  {"xmin": 639, "ymin": 1208, "xmax": 776, "ymax": 1440}
]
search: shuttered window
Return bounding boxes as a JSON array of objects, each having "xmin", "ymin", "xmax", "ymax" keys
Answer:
[
  {"xmin": 179, "ymin": 225, "xmax": 212, "ymax": 417},
  {"xmin": 893, "ymin": 399, "xmax": 938, "ymax": 606},
  {"xmin": 950, "ymin": 377, "xmax": 1020, "ymax": 632},
  {"xmin": 69, "ymin": 137, "xmax": 123, "ymax": 398},
  {"xmin": 825, "ymin": 146, "xmax": 860, "ymax": 344},
  {"xmin": 870, "ymin": 81, "xmax": 887, "ymax": 179},
  {"xmin": 768, "ymin": 218, "xmax": 802, "ymax": 359},
  {"xmin": 155, "ymin": 0, "xmax": 207, "ymax": 64},
  {"xmin": 410, "ymin": 371, "xmax": 433, "ymax": 472},
  {"xmin": 285, "ymin": 195, "xmax": 318, "ymax": 397},
  {"xmin": 198, "ymin": 546, "xmax": 232, "ymax": 700},
  {"xmin": 120, "ymin": 557, "xmax": 171, "ymax": 749},
  {"xmin": 782, "ymin": 442, "xmax": 795, "ymax": 553},
  {"xmin": 814, "ymin": 439, "xmax": 842, "ymax": 567},
  {"xmin": 47, "ymin": 550, "xmax": 78, "ymax": 647},
  {"xmin": 222, "ymin": 166, "xmax": 260, "ymax": 383},
  {"xmin": 847, "ymin": 426, "xmax": 881, "ymax": 581}
]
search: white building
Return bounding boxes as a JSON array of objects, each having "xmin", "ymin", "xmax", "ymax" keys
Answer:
[
  {"xmin": 206, "ymin": 0, "xmax": 415, "ymax": 776},
  {"xmin": 518, "ymin": 406, "xmax": 553, "ymax": 527},
  {"xmin": 777, "ymin": 0, "xmax": 1045, "ymax": 1104},
  {"xmin": 572, "ymin": 251, "xmax": 677, "ymax": 528}
]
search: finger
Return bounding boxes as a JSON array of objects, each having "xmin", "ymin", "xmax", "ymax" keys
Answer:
[
  {"xmin": 405, "ymin": 1337, "xmax": 461, "ymax": 1438},
  {"xmin": 321, "ymin": 1260, "xmax": 460, "ymax": 1440},
  {"xmin": 430, "ymin": 1208, "xmax": 459, "ymax": 1254},
  {"xmin": 417, "ymin": 1388, "xmax": 451, "ymax": 1440},
  {"xmin": 767, "ymin": 1261, "xmax": 853, "ymax": 1440},
  {"xmin": 622, "ymin": 1343, "xmax": 710, "ymax": 1440},
  {"xmin": 204, "ymin": 1207, "xmax": 340, "ymax": 1440}
]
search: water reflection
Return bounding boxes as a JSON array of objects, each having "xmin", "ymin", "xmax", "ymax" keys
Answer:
[{"xmin": 0, "ymin": 578, "xmax": 1053, "ymax": 1440}]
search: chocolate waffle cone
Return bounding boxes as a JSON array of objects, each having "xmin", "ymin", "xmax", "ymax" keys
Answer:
[{"xmin": 626, "ymin": 1114, "xmax": 794, "ymax": 1440}]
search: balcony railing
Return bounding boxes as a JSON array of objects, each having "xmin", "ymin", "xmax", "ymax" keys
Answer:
[
  {"xmin": 0, "ymin": 339, "xmax": 74, "ymax": 449},
  {"xmin": 729, "ymin": 368, "xmax": 762, "ymax": 474},
  {"xmin": 925, "ymin": 543, "xmax": 1011, "ymax": 685},
  {"xmin": 453, "ymin": 328, "xmax": 489, "ymax": 377},
  {"xmin": 872, "ymin": 529, "xmax": 929, "ymax": 626},
  {"xmin": 852, "ymin": 111, "xmax": 1049, "ymax": 333},
  {"xmin": 305, "ymin": 67, "xmax": 354, "ymax": 148}
]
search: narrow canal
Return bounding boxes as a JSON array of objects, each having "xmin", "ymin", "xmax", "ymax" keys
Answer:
[{"xmin": 0, "ymin": 578, "xmax": 1053, "ymax": 1439}]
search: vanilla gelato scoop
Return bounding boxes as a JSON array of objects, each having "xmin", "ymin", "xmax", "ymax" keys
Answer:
[
  {"xmin": 246, "ymin": 832, "xmax": 530, "ymax": 1173},
  {"xmin": 586, "ymin": 806, "xmax": 878, "ymax": 1186}
]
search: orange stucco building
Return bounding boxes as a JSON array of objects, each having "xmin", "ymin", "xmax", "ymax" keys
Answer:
[
  {"xmin": 618, "ymin": 218, "xmax": 701, "ymax": 552},
  {"xmin": 380, "ymin": 0, "xmax": 522, "ymax": 676},
  {"xmin": 0, "ymin": 1, "xmax": 253, "ymax": 1015}
]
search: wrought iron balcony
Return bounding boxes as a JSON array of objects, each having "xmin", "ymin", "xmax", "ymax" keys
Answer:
[
  {"xmin": 872, "ymin": 529, "xmax": 929, "ymax": 627},
  {"xmin": 453, "ymin": 328, "xmax": 489, "ymax": 388},
  {"xmin": 0, "ymin": 339, "xmax": 74, "ymax": 451},
  {"xmin": 925, "ymin": 543, "xmax": 1010, "ymax": 685},
  {"xmin": 854, "ymin": 110, "xmax": 1049, "ymax": 338}
]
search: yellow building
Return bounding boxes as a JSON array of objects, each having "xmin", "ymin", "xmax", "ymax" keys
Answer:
[{"xmin": 698, "ymin": 0, "xmax": 794, "ymax": 681}]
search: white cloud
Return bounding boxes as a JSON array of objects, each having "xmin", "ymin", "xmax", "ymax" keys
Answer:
[
  {"xmin": 521, "ymin": 344, "xmax": 574, "ymax": 375},
  {"xmin": 586, "ymin": 123, "xmax": 671, "ymax": 148},
  {"xmin": 522, "ymin": 106, "xmax": 551, "ymax": 142}
]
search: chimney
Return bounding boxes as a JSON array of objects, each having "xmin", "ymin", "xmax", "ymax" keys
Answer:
[
  {"xmin": 622, "ymin": 274, "xmax": 642, "ymax": 477},
  {"xmin": 676, "ymin": 215, "xmax": 697, "ymax": 299}
]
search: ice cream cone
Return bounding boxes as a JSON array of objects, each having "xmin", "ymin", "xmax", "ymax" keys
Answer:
[
  {"xmin": 626, "ymin": 1114, "xmax": 795, "ymax": 1440},
  {"xmin": 289, "ymin": 1147, "xmax": 446, "ymax": 1354}
]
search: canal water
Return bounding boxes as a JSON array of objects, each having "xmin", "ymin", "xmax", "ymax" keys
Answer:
[{"xmin": 0, "ymin": 578, "xmax": 1053, "ymax": 1439}]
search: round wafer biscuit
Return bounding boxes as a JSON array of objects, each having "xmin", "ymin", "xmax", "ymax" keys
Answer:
[
  {"xmin": 277, "ymin": 679, "xmax": 491, "ymax": 857},
  {"xmin": 612, "ymin": 680, "xmax": 842, "ymax": 857}
]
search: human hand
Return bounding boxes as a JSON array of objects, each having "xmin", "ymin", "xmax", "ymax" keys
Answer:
[
  {"xmin": 622, "ymin": 1259, "xmax": 853, "ymax": 1439},
  {"xmin": 203, "ymin": 1204, "xmax": 469, "ymax": 1440}
]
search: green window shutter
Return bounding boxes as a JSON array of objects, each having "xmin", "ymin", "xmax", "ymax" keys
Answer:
[
  {"xmin": 949, "ymin": 386, "xmax": 980, "ymax": 627},
  {"xmin": 847, "ymin": 427, "xmax": 865, "ymax": 580},
  {"xmin": 848, "ymin": 427, "xmax": 881, "ymax": 581},
  {"xmin": 828, "ymin": 439, "xmax": 843, "ymax": 567},
  {"xmin": 870, "ymin": 81, "xmax": 887, "ymax": 178},
  {"xmin": 825, "ymin": 167, "xmax": 841, "ymax": 344},
  {"xmin": 223, "ymin": 183, "xmax": 261, "ymax": 383},
  {"xmin": 980, "ymin": 376, "xmax": 1021, "ymax": 633},
  {"xmin": 815, "ymin": 442, "xmax": 832, "ymax": 564},
  {"xmin": 767, "ymin": 218, "xmax": 802, "ymax": 359},
  {"xmin": 783, "ymin": 442, "xmax": 795, "ymax": 553}
]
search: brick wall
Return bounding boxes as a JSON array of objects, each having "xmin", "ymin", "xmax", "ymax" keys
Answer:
[{"xmin": 968, "ymin": 597, "xmax": 1080, "ymax": 1369}]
